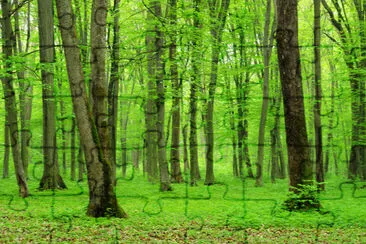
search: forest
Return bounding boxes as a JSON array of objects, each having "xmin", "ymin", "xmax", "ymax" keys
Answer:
[{"xmin": 0, "ymin": 0, "xmax": 366, "ymax": 242}]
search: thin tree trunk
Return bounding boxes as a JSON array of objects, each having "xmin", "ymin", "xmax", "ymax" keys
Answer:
[
  {"xmin": 55, "ymin": 0, "xmax": 127, "ymax": 217},
  {"xmin": 78, "ymin": 142, "xmax": 84, "ymax": 182},
  {"xmin": 151, "ymin": 0, "xmax": 172, "ymax": 192},
  {"xmin": 169, "ymin": 0, "xmax": 183, "ymax": 183},
  {"xmin": 71, "ymin": 117, "xmax": 76, "ymax": 181},
  {"xmin": 145, "ymin": 4, "xmax": 159, "ymax": 182},
  {"xmin": 313, "ymin": 0, "xmax": 325, "ymax": 190},
  {"xmin": 1, "ymin": 0, "xmax": 29, "ymax": 197},
  {"xmin": 205, "ymin": 0, "xmax": 230, "ymax": 185},
  {"xmin": 14, "ymin": 0, "xmax": 32, "ymax": 179},
  {"xmin": 182, "ymin": 124, "xmax": 189, "ymax": 173},
  {"xmin": 256, "ymin": 0, "xmax": 273, "ymax": 186},
  {"xmin": 108, "ymin": 0, "xmax": 120, "ymax": 183},
  {"xmin": 190, "ymin": 0, "xmax": 202, "ymax": 186},
  {"xmin": 3, "ymin": 121, "xmax": 10, "ymax": 178}
]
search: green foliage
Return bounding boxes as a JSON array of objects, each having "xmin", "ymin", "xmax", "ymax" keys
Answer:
[{"xmin": 283, "ymin": 183, "xmax": 322, "ymax": 212}]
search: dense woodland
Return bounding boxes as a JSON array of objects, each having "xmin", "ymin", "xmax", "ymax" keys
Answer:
[{"xmin": 0, "ymin": 0, "xmax": 365, "ymax": 217}]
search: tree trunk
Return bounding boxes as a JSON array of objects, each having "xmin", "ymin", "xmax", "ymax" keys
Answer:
[
  {"xmin": 169, "ymin": 0, "xmax": 183, "ymax": 183},
  {"xmin": 151, "ymin": 0, "xmax": 172, "ymax": 191},
  {"xmin": 78, "ymin": 142, "xmax": 84, "ymax": 182},
  {"xmin": 55, "ymin": 0, "xmax": 127, "ymax": 217},
  {"xmin": 256, "ymin": 0, "xmax": 274, "ymax": 186},
  {"xmin": 145, "ymin": 4, "xmax": 159, "ymax": 183},
  {"xmin": 14, "ymin": 0, "xmax": 32, "ymax": 179},
  {"xmin": 313, "ymin": 0, "xmax": 324, "ymax": 190},
  {"xmin": 276, "ymin": 0, "xmax": 312, "ymax": 190},
  {"xmin": 189, "ymin": 0, "xmax": 202, "ymax": 186},
  {"xmin": 108, "ymin": 0, "xmax": 121, "ymax": 182},
  {"xmin": 38, "ymin": 0, "xmax": 66, "ymax": 190},
  {"xmin": 3, "ymin": 121, "xmax": 10, "ymax": 178},
  {"xmin": 205, "ymin": 0, "xmax": 230, "ymax": 185},
  {"xmin": 182, "ymin": 124, "xmax": 189, "ymax": 173},
  {"xmin": 1, "ymin": 0, "xmax": 29, "ymax": 197},
  {"xmin": 71, "ymin": 117, "xmax": 76, "ymax": 181}
]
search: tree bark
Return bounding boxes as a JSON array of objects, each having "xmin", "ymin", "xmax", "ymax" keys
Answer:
[
  {"xmin": 256, "ymin": 0, "xmax": 274, "ymax": 186},
  {"xmin": 169, "ymin": 0, "xmax": 183, "ymax": 183},
  {"xmin": 145, "ymin": 3, "xmax": 159, "ymax": 183},
  {"xmin": 190, "ymin": 0, "xmax": 202, "ymax": 186},
  {"xmin": 3, "ymin": 120, "xmax": 10, "ymax": 178},
  {"xmin": 108, "ymin": 0, "xmax": 121, "ymax": 182},
  {"xmin": 1, "ymin": 0, "xmax": 29, "ymax": 197},
  {"xmin": 38, "ymin": 0, "xmax": 66, "ymax": 190},
  {"xmin": 313, "ymin": 0, "xmax": 324, "ymax": 190},
  {"xmin": 14, "ymin": 0, "xmax": 32, "ymax": 179},
  {"xmin": 276, "ymin": 0, "xmax": 312, "ymax": 190},
  {"xmin": 55, "ymin": 0, "xmax": 127, "ymax": 217}
]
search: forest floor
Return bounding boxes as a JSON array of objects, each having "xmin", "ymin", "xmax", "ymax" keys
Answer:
[{"xmin": 0, "ymin": 173, "xmax": 365, "ymax": 243}]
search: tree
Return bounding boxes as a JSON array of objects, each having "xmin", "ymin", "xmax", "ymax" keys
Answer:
[
  {"xmin": 313, "ymin": 0, "xmax": 324, "ymax": 190},
  {"xmin": 256, "ymin": 0, "xmax": 275, "ymax": 187},
  {"xmin": 38, "ymin": 0, "xmax": 66, "ymax": 190},
  {"xmin": 168, "ymin": 0, "xmax": 183, "ymax": 183},
  {"xmin": 189, "ymin": 0, "xmax": 203, "ymax": 186},
  {"xmin": 204, "ymin": 0, "xmax": 230, "ymax": 185},
  {"xmin": 1, "ymin": 0, "xmax": 29, "ymax": 197},
  {"xmin": 275, "ymin": 0, "xmax": 313, "ymax": 189},
  {"xmin": 55, "ymin": 0, "xmax": 127, "ymax": 217},
  {"xmin": 108, "ymin": 0, "xmax": 121, "ymax": 182}
]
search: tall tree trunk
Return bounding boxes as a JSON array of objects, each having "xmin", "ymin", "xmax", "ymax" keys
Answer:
[
  {"xmin": 1, "ymin": 0, "xmax": 29, "ymax": 197},
  {"xmin": 169, "ymin": 0, "xmax": 183, "ymax": 183},
  {"xmin": 108, "ymin": 0, "xmax": 121, "ymax": 183},
  {"xmin": 152, "ymin": 0, "xmax": 172, "ymax": 191},
  {"xmin": 189, "ymin": 0, "xmax": 202, "ymax": 186},
  {"xmin": 256, "ymin": 0, "xmax": 273, "ymax": 186},
  {"xmin": 205, "ymin": 0, "xmax": 230, "ymax": 185},
  {"xmin": 276, "ymin": 0, "xmax": 312, "ymax": 190},
  {"xmin": 313, "ymin": 0, "xmax": 325, "ymax": 190},
  {"xmin": 38, "ymin": 0, "xmax": 66, "ymax": 190},
  {"xmin": 145, "ymin": 4, "xmax": 159, "ymax": 183},
  {"xmin": 14, "ymin": 0, "xmax": 32, "ymax": 179},
  {"xmin": 55, "ymin": 0, "xmax": 127, "ymax": 217},
  {"xmin": 90, "ymin": 0, "xmax": 110, "ymax": 164}
]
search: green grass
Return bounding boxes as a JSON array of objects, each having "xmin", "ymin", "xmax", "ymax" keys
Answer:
[{"xmin": 1, "ymin": 170, "xmax": 366, "ymax": 243}]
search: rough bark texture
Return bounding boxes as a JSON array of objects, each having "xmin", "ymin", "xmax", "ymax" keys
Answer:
[
  {"xmin": 276, "ymin": 0, "xmax": 312, "ymax": 189},
  {"xmin": 1, "ymin": 0, "xmax": 29, "ymax": 197},
  {"xmin": 38, "ymin": 0, "xmax": 66, "ymax": 190},
  {"xmin": 55, "ymin": 0, "xmax": 127, "ymax": 218}
]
